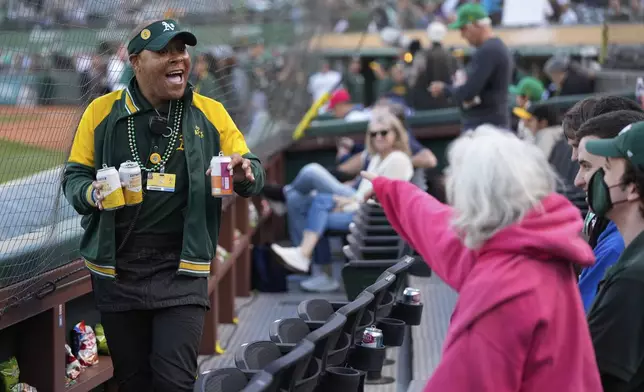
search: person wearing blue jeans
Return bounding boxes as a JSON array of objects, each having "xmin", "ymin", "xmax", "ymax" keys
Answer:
[{"xmin": 273, "ymin": 110, "xmax": 415, "ymax": 292}]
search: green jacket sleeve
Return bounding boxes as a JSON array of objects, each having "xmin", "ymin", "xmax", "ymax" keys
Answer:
[
  {"xmin": 62, "ymin": 101, "xmax": 99, "ymax": 215},
  {"xmin": 234, "ymin": 152, "xmax": 265, "ymax": 198},
  {"xmin": 62, "ymin": 163, "xmax": 97, "ymax": 215}
]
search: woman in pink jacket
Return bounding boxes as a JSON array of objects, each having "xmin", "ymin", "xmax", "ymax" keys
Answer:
[{"xmin": 361, "ymin": 125, "xmax": 602, "ymax": 391}]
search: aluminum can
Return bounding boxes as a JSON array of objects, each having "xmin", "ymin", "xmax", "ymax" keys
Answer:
[
  {"xmin": 361, "ymin": 326, "xmax": 383, "ymax": 348},
  {"xmin": 118, "ymin": 161, "xmax": 143, "ymax": 206},
  {"xmin": 402, "ymin": 287, "xmax": 421, "ymax": 305},
  {"xmin": 210, "ymin": 152, "xmax": 233, "ymax": 197},
  {"xmin": 96, "ymin": 165, "xmax": 125, "ymax": 211}
]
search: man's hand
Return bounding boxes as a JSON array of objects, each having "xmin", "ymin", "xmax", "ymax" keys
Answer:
[
  {"xmin": 336, "ymin": 137, "xmax": 354, "ymax": 159},
  {"xmin": 206, "ymin": 153, "xmax": 255, "ymax": 183},
  {"xmin": 428, "ymin": 81, "xmax": 445, "ymax": 97},
  {"xmin": 332, "ymin": 195, "xmax": 354, "ymax": 209},
  {"xmin": 91, "ymin": 181, "xmax": 105, "ymax": 210}
]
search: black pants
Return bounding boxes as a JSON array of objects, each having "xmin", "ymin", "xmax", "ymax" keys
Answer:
[{"xmin": 101, "ymin": 305, "xmax": 206, "ymax": 392}]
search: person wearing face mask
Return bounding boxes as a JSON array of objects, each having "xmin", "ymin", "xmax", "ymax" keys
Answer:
[
  {"xmin": 62, "ymin": 19, "xmax": 265, "ymax": 392},
  {"xmin": 573, "ymin": 112, "xmax": 644, "ymax": 312},
  {"xmin": 584, "ymin": 116, "xmax": 644, "ymax": 392}
]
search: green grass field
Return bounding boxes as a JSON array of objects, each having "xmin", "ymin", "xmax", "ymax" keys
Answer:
[
  {"xmin": 0, "ymin": 114, "xmax": 42, "ymax": 123},
  {"xmin": 0, "ymin": 139, "xmax": 65, "ymax": 184}
]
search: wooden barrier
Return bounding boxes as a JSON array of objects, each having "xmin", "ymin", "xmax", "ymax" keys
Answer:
[
  {"xmin": 309, "ymin": 23, "xmax": 644, "ymax": 51},
  {"xmin": 0, "ymin": 151, "xmax": 285, "ymax": 392}
]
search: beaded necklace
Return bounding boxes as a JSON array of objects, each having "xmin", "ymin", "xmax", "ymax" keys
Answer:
[{"xmin": 127, "ymin": 100, "xmax": 183, "ymax": 172}]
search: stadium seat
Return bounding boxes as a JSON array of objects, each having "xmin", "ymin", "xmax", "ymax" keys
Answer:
[
  {"xmin": 298, "ymin": 290, "xmax": 375, "ymax": 349},
  {"xmin": 269, "ymin": 313, "xmax": 348, "ymax": 370},
  {"xmin": 193, "ymin": 367, "xmax": 249, "ymax": 392},
  {"xmin": 234, "ymin": 340, "xmax": 319, "ymax": 392},
  {"xmin": 243, "ymin": 371, "xmax": 274, "ymax": 392}
]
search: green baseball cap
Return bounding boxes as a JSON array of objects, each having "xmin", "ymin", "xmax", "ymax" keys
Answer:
[
  {"xmin": 586, "ymin": 121, "xmax": 644, "ymax": 167},
  {"xmin": 448, "ymin": 3, "xmax": 489, "ymax": 30},
  {"xmin": 509, "ymin": 77, "xmax": 545, "ymax": 102},
  {"xmin": 128, "ymin": 19, "xmax": 197, "ymax": 55}
]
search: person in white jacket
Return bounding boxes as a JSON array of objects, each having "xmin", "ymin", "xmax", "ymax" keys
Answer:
[{"xmin": 272, "ymin": 109, "xmax": 414, "ymax": 291}]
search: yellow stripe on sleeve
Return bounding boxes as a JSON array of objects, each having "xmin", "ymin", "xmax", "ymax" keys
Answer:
[
  {"xmin": 68, "ymin": 90, "xmax": 123, "ymax": 168},
  {"xmin": 192, "ymin": 93, "xmax": 251, "ymax": 157}
]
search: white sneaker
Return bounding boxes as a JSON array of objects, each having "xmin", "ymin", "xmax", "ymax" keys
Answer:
[
  {"xmin": 300, "ymin": 274, "xmax": 328, "ymax": 288},
  {"xmin": 271, "ymin": 244, "xmax": 311, "ymax": 273},
  {"xmin": 267, "ymin": 200, "xmax": 287, "ymax": 216},
  {"xmin": 300, "ymin": 274, "xmax": 340, "ymax": 293}
]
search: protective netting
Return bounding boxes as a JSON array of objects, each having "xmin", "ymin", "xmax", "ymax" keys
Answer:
[{"xmin": 0, "ymin": 0, "xmax": 336, "ymax": 304}]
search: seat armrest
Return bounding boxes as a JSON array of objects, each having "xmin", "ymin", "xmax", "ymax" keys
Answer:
[
  {"xmin": 241, "ymin": 369, "xmax": 260, "ymax": 380},
  {"xmin": 305, "ymin": 321, "xmax": 325, "ymax": 331},
  {"xmin": 330, "ymin": 301, "xmax": 349, "ymax": 311},
  {"xmin": 276, "ymin": 343, "xmax": 297, "ymax": 354},
  {"xmin": 346, "ymin": 259, "xmax": 399, "ymax": 268}
]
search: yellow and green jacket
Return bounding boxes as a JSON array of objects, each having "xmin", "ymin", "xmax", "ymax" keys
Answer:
[{"xmin": 62, "ymin": 81, "xmax": 264, "ymax": 279}]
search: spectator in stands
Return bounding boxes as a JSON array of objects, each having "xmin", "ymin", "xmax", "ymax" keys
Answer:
[
  {"xmin": 408, "ymin": 21, "xmax": 458, "ymax": 111},
  {"xmin": 584, "ymin": 118, "xmax": 644, "ymax": 391},
  {"xmin": 520, "ymin": 103, "xmax": 587, "ymax": 217},
  {"xmin": 62, "ymin": 19, "xmax": 264, "ymax": 392},
  {"xmin": 342, "ymin": 56, "xmax": 365, "ymax": 105},
  {"xmin": 572, "ymin": 112, "xmax": 644, "ymax": 312},
  {"xmin": 190, "ymin": 53, "xmax": 226, "ymax": 106},
  {"xmin": 563, "ymin": 96, "xmax": 643, "ymax": 161},
  {"xmin": 327, "ymin": 88, "xmax": 369, "ymax": 122},
  {"xmin": 106, "ymin": 43, "xmax": 128, "ymax": 92},
  {"xmin": 509, "ymin": 76, "xmax": 545, "ymax": 136},
  {"xmin": 308, "ymin": 60, "xmax": 342, "ymax": 110},
  {"xmin": 543, "ymin": 55, "xmax": 594, "ymax": 98},
  {"xmin": 271, "ymin": 110, "xmax": 414, "ymax": 291},
  {"xmin": 362, "ymin": 125, "xmax": 602, "ymax": 392},
  {"xmin": 331, "ymin": 99, "xmax": 437, "ymax": 182},
  {"xmin": 428, "ymin": 3, "xmax": 513, "ymax": 130},
  {"xmin": 521, "ymin": 104, "xmax": 565, "ymax": 158},
  {"xmin": 373, "ymin": 62, "xmax": 409, "ymax": 103}
]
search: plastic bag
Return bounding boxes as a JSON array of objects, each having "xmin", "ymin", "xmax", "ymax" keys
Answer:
[
  {"xmin": 0, "ymin": 357, "xmax": 19, "ymax": 392},
  {"xmin": 94, "ymin": 324, "xmax": 110, "ymax": 356},
  {"xmin": 71, "ymin": 321, "xmax": 98, "ymax": 367},
  {"xmin": 64, "ymin": 344, "xmax": 81, "ymax": 381},
  {"xmin": 10, "ymin": 384, "xmax": 36, "ymax": 392}
]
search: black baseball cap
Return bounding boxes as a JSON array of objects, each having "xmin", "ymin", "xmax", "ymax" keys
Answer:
[{"xmin": 128, "ymin": 19, "xmax": 197, "ymax": 55}]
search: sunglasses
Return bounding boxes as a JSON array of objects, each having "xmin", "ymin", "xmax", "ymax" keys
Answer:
[{"xmin": 369, "ymin": 129, "xmax": 390, "ymax": 138}]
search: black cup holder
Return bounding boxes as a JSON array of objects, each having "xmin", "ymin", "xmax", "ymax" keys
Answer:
[
  {"xmin": 317, "ymin": 367, "xmax": 362, "ymax": 392},
  {"xmin": 348, "ymin": 343, "xmax": 386, "ymax": 372},
  {"xmin": 376, "ymin": 318, "xmax": 406, "ymax": 347},
  {"xmin": 376, "ymin": 291, "xmax": 395, "ymax": 319},
  {"xmin": 390, "ymin": 301, "xmax": 424, "ymax": 326}
]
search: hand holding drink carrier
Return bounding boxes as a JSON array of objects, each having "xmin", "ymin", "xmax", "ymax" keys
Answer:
[{"xmin": 210, "ymin": 152, "xmax": 233, "ymax": 197}]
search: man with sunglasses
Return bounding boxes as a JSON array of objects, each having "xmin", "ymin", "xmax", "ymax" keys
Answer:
[{"xmin": 428, "ymin": 3, "xmax": 512, "ymax": 131}]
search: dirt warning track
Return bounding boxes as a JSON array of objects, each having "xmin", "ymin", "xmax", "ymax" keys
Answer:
[{"xmin": 0, "ymin": 106, "xmax": 82, "ymax": 151}]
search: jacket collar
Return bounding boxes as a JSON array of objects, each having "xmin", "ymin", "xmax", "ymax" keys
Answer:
[{"xmin": 118, "ymin": 78, "xmax": 194, "ymax": 119}]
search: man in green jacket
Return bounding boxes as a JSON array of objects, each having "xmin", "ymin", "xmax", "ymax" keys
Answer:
[{"xmin": 62, "ymin": 19, "xmax": 264, "ymax": 392}]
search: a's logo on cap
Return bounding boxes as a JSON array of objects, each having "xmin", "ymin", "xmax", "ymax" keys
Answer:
[
  {"xmin": 140, "ymin": 29, "xmax": 151, "ymax": 40},
  {"xmin": 162, "ymin": 21, "xmax": 175, "ymax": 32}
]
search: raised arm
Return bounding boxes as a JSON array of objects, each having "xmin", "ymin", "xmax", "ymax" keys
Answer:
[{"xmin": 371, "ymin": 177, "xmax": 475, "ymax": 291}]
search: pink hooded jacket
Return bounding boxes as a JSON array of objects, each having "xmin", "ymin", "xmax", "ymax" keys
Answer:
[{"xmin": 371, "ymin": 178, "xmax": 602, "ymax": 392}]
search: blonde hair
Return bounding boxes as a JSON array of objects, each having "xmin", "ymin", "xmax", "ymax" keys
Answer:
[
  {"xmin": 446, "ymin": 125, "xmax": 557, "ymax": 249},
  {"xmin": 366, "ymin": 109, "xmax": 411, "ymax": 156}
]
